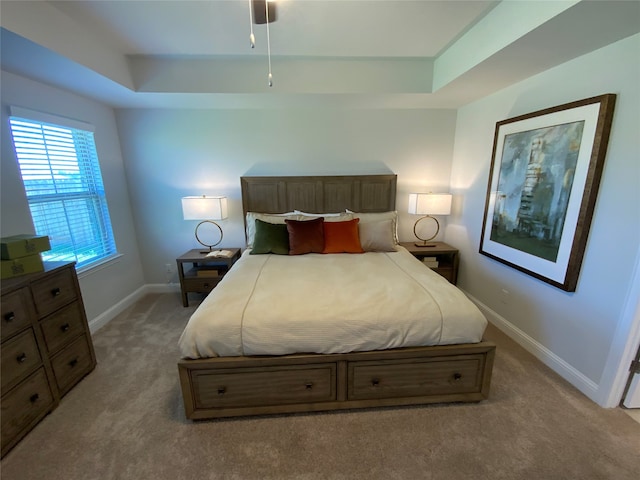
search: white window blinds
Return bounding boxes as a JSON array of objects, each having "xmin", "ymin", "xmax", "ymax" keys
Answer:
[{"xmin": 9, "ymin": 110, "xmax": 117, "ymax": 269}]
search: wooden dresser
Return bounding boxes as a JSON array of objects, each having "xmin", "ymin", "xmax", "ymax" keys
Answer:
[{"xmin": 1, "ymin": 262, "xmax": 96, "ymax": 457}]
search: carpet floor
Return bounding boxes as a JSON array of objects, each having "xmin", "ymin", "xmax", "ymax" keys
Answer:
[{"xmin": 1, "ymin": 292, "xmax": 639, "ymax": 480}]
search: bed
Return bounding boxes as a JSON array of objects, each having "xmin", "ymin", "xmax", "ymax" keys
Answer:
[{"xmin": 178, "ymin": 174, "xmax": 496, "ymax": 420}]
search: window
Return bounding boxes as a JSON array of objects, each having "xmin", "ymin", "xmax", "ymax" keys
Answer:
[{"xmin": 9, "ymin": 107, "xmax": 117, "ymax": 270}]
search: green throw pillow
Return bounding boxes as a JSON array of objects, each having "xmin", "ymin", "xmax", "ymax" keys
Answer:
[{"xmin": 250, "ymin": 219, "xmax": 290, "ymax": 255}]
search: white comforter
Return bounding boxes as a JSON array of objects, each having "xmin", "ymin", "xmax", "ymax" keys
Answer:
[{"xmin": 178, "ymin": 247, "xmax": 487, "ymax": 359}]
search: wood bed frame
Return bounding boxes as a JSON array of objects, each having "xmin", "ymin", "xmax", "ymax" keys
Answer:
[{"xmin": 178, "ymin": 174, "xmax": 496, "ymax": 420}]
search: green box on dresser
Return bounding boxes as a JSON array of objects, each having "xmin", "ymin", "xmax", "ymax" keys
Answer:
[
  {"xmin": 1, "ymin": 261, "xmax": 96, "ymax": 458},
  {"xmin": 0, "ymin": 234, "xmax": 51, "ymax": 260},
  {"xmin": 0, "ymin": 234, "xmax": 51, "ymax": 280}
]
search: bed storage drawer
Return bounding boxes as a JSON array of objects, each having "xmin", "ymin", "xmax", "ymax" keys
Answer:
[
  {"xmin": 191, "ymin": 363, "xmax": 336, "ymax": 409},
  {"xmin": 179, "ymin": 342, "xmax": 496, "ymax": 420},
  {"xmin": 347, "ymin": 355, "xmax": 485, "ymax": 401}
]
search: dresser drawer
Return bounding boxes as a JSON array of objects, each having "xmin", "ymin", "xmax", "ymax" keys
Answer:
[
  {"xmin": 348, "ymin": 355, "xmax": 484, "ymax": 401},
  {"xmin": 31, "ymin": 268, "xmax": 77, "ymax": 317},
  {"xmin": 40, "ymin": 302, "xmax": 85, "ymax": 354},
  {"xmin": 51, "ymin": 334, "xmax": 94, "ymax": 396},
  {"xmin": 183, "ymin": 276, "xmax": 222, "ymax": 293},
  {"xmin": 1, "ymin": 329, "xmax": 42, "ymax": 394},
  {"xmin": 1, "ymin": 367, "xmax": 54, "ymax": 455},
  {"xmin": 192, "ymin": 363, "xmax": 336, "ymax": 409},
  {"xmin": 1, "ymin": 288, "xmax": 35, "ymax": 341}
]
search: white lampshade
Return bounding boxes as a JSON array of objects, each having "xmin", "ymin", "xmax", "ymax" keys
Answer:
[
  {"xmin": 182, "ymin": 196, "xmax": 228, "ymax": 221},
  {"xmin": 408, "ymin": 193, "xmax": 452, "ymax": 216}
]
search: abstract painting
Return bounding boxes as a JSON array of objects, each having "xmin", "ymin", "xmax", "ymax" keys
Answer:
[{"xmin": 480, "ymin": 94, "xmax": 616, "ymax": 291}]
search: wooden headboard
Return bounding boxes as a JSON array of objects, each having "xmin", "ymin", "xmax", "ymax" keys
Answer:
[{"xmin": 240, "ymin": 175, "xmax": 397, "ymax": 217}]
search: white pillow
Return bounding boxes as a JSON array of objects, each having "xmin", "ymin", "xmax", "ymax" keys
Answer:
[
  {"xmin": 358, "ymin": 219, "xmax": 397, "ymax": 252},
  {"xmin": 346, "ymin": 210, "xmax": 398, "ymax": 244},
  {"xmin": 245, "ymin": 212, "xmax": 299, "ymax": 247},
  {"xmin": 294, "ymin": 210, "xmax": 345, "ymax": 217},
  {"xmin": 294, "ymin": 211, "xmax": 354, "ymax": 222}
]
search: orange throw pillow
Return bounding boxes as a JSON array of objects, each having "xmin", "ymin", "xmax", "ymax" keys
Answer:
[{"xmin": 322, "ymin": 218, "xmax": 364, "ymax": 254}]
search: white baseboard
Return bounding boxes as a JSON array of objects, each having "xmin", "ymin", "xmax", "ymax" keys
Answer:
[
  {"xmin": 464, "ymin": 290, "xmax": 600, "ymax": 404},
  {"xmin": 87, "ymin": 283, "xmax": 180, "ymax": 333},
  {"xmin": 144, "ymin": 283, "xmax": 181, "ymax": 294}
]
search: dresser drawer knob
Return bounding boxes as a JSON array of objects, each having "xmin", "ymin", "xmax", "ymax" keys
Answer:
[
  {"xmin": 60, "ymin": 323, "xmax": 71, "ymax": 332},
  {"xmin": 51, "ymin": 287, "xmax": 61, "ymax": 297},
  {"xmin": 453, "ymin": 373, "xmax": 462, "ymax": 381},
  {"xmin": 305, "ymin": 382, "xmax": 314, "ymax": 390},
  {"xmin": 371, "ymin": 378, "xmax": 380, "ymax": 387},
  {"xmin": 69, "ymin": 357, "xmax": 79, "ymax": 368},
  {"xmin": 217, "ymin": 387, "xmax": 226, "ymax": 395},
  {"xmin": 4, "ymin": 312, "xmax": 15, "ymax": 322},
  {"xmin": 30, "ymin": 393, "xmax": 39, "ymax": 403},
  {"xmin": 16, "ymin": 353, "xmax": 27, "ymax": 363}
]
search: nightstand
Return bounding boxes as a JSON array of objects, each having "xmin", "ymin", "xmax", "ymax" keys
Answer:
[
  {"xmin": 399, "ymin": 242, "xmax": 459, "ymax": 285},
  {"xmin": 176, "ymin": 248, "xmax": 241, "ymax": 307}
]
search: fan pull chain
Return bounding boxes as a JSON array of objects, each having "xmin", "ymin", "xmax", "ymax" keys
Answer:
[
  {"xmin": 248, "ymin": 0, "xmax": 255, "ymax": 48},
  {"xmin": 265, "ymin": 0, "xmax": 273, "ymax": 87}
]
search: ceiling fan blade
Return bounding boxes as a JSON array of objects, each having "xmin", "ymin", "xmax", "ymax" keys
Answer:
[{"xmin": 252, "ymin": 0, "xmax": 277, "ymax": 24}]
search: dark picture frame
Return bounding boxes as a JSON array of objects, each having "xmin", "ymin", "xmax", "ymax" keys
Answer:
[{"xmin": 479, "ymin": 94, "xmax": 616, "ymax": 292}]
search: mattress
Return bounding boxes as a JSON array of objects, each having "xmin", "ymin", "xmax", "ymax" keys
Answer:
[{"xmin": 178, "ymin": 246, "xmax": 487, "ymax": 359}]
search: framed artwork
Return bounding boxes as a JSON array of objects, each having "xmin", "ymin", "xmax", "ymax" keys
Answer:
[{"xmin": 479, "ymin": 94, "xmax": 616, "ymax": 292}]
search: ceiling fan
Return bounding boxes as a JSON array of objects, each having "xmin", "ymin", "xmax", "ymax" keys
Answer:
[{"xmin": 251, "ymin": 0, "xmax": 277, "ymax": 24}]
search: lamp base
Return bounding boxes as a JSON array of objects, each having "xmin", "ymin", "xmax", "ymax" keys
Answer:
[
  {"xmin": 194, "ymin": 221, "xmax": 223, "ymax": 253},
  {"xmin": 413, "ymin": 216, "xmax": 440, "ymax": 248}
]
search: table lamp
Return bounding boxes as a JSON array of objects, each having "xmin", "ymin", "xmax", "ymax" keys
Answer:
[
  {"xmin": 408, "ymin": 193, "xmax": 452, "ymax": 247},
  {"xmin": 182, "ymin": 195, "xmax": 228, "ymax": 252}
]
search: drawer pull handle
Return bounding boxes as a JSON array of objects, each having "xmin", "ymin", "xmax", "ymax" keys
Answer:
[
  {"xmin": 16, "ymin": 353, "xmax": 27, "ymax": 363},
  {"xmin": 69, "ymin": 357, "xmax": 79, "ymax": 368},
  {"xmin": 60, "ymin": 323, "xmax": 71, "ymax": 332},
  {"xmin": 51, "ymin": 287, "xmax": 61, "ymax": 297},
  {"xmin": 453, "ymin": 373, "xmax": 462, "ymax": 381},
  {"xmin": 305, "ymin": 382, "xmax": 314, "ymax": 390},
  {"xmin": 30, "ymin": 393, "xmax": 39, "ymax": 403},
  {"xmin": 4, "ymin": 312, "xmax": 15, "ymax": 322},
  {"xmin": 371, "ymin": 378, "xmax": 380, "ymax": 387},
  {"xmin": 217, "ymin": 387, "xmax": 226, "ymax": 395}
]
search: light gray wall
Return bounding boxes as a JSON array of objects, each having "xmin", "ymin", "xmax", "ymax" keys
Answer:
[
  {"xmin": 115, "ymin": 108, "xmax": 457, "ymax": 284},
  {"xmin": 0, "ymin": 70, "xmax": 145, "ymax": 323},
  {"xmin": 448, "ymin": 34, "xmax": 640, "ymax": 404}
]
